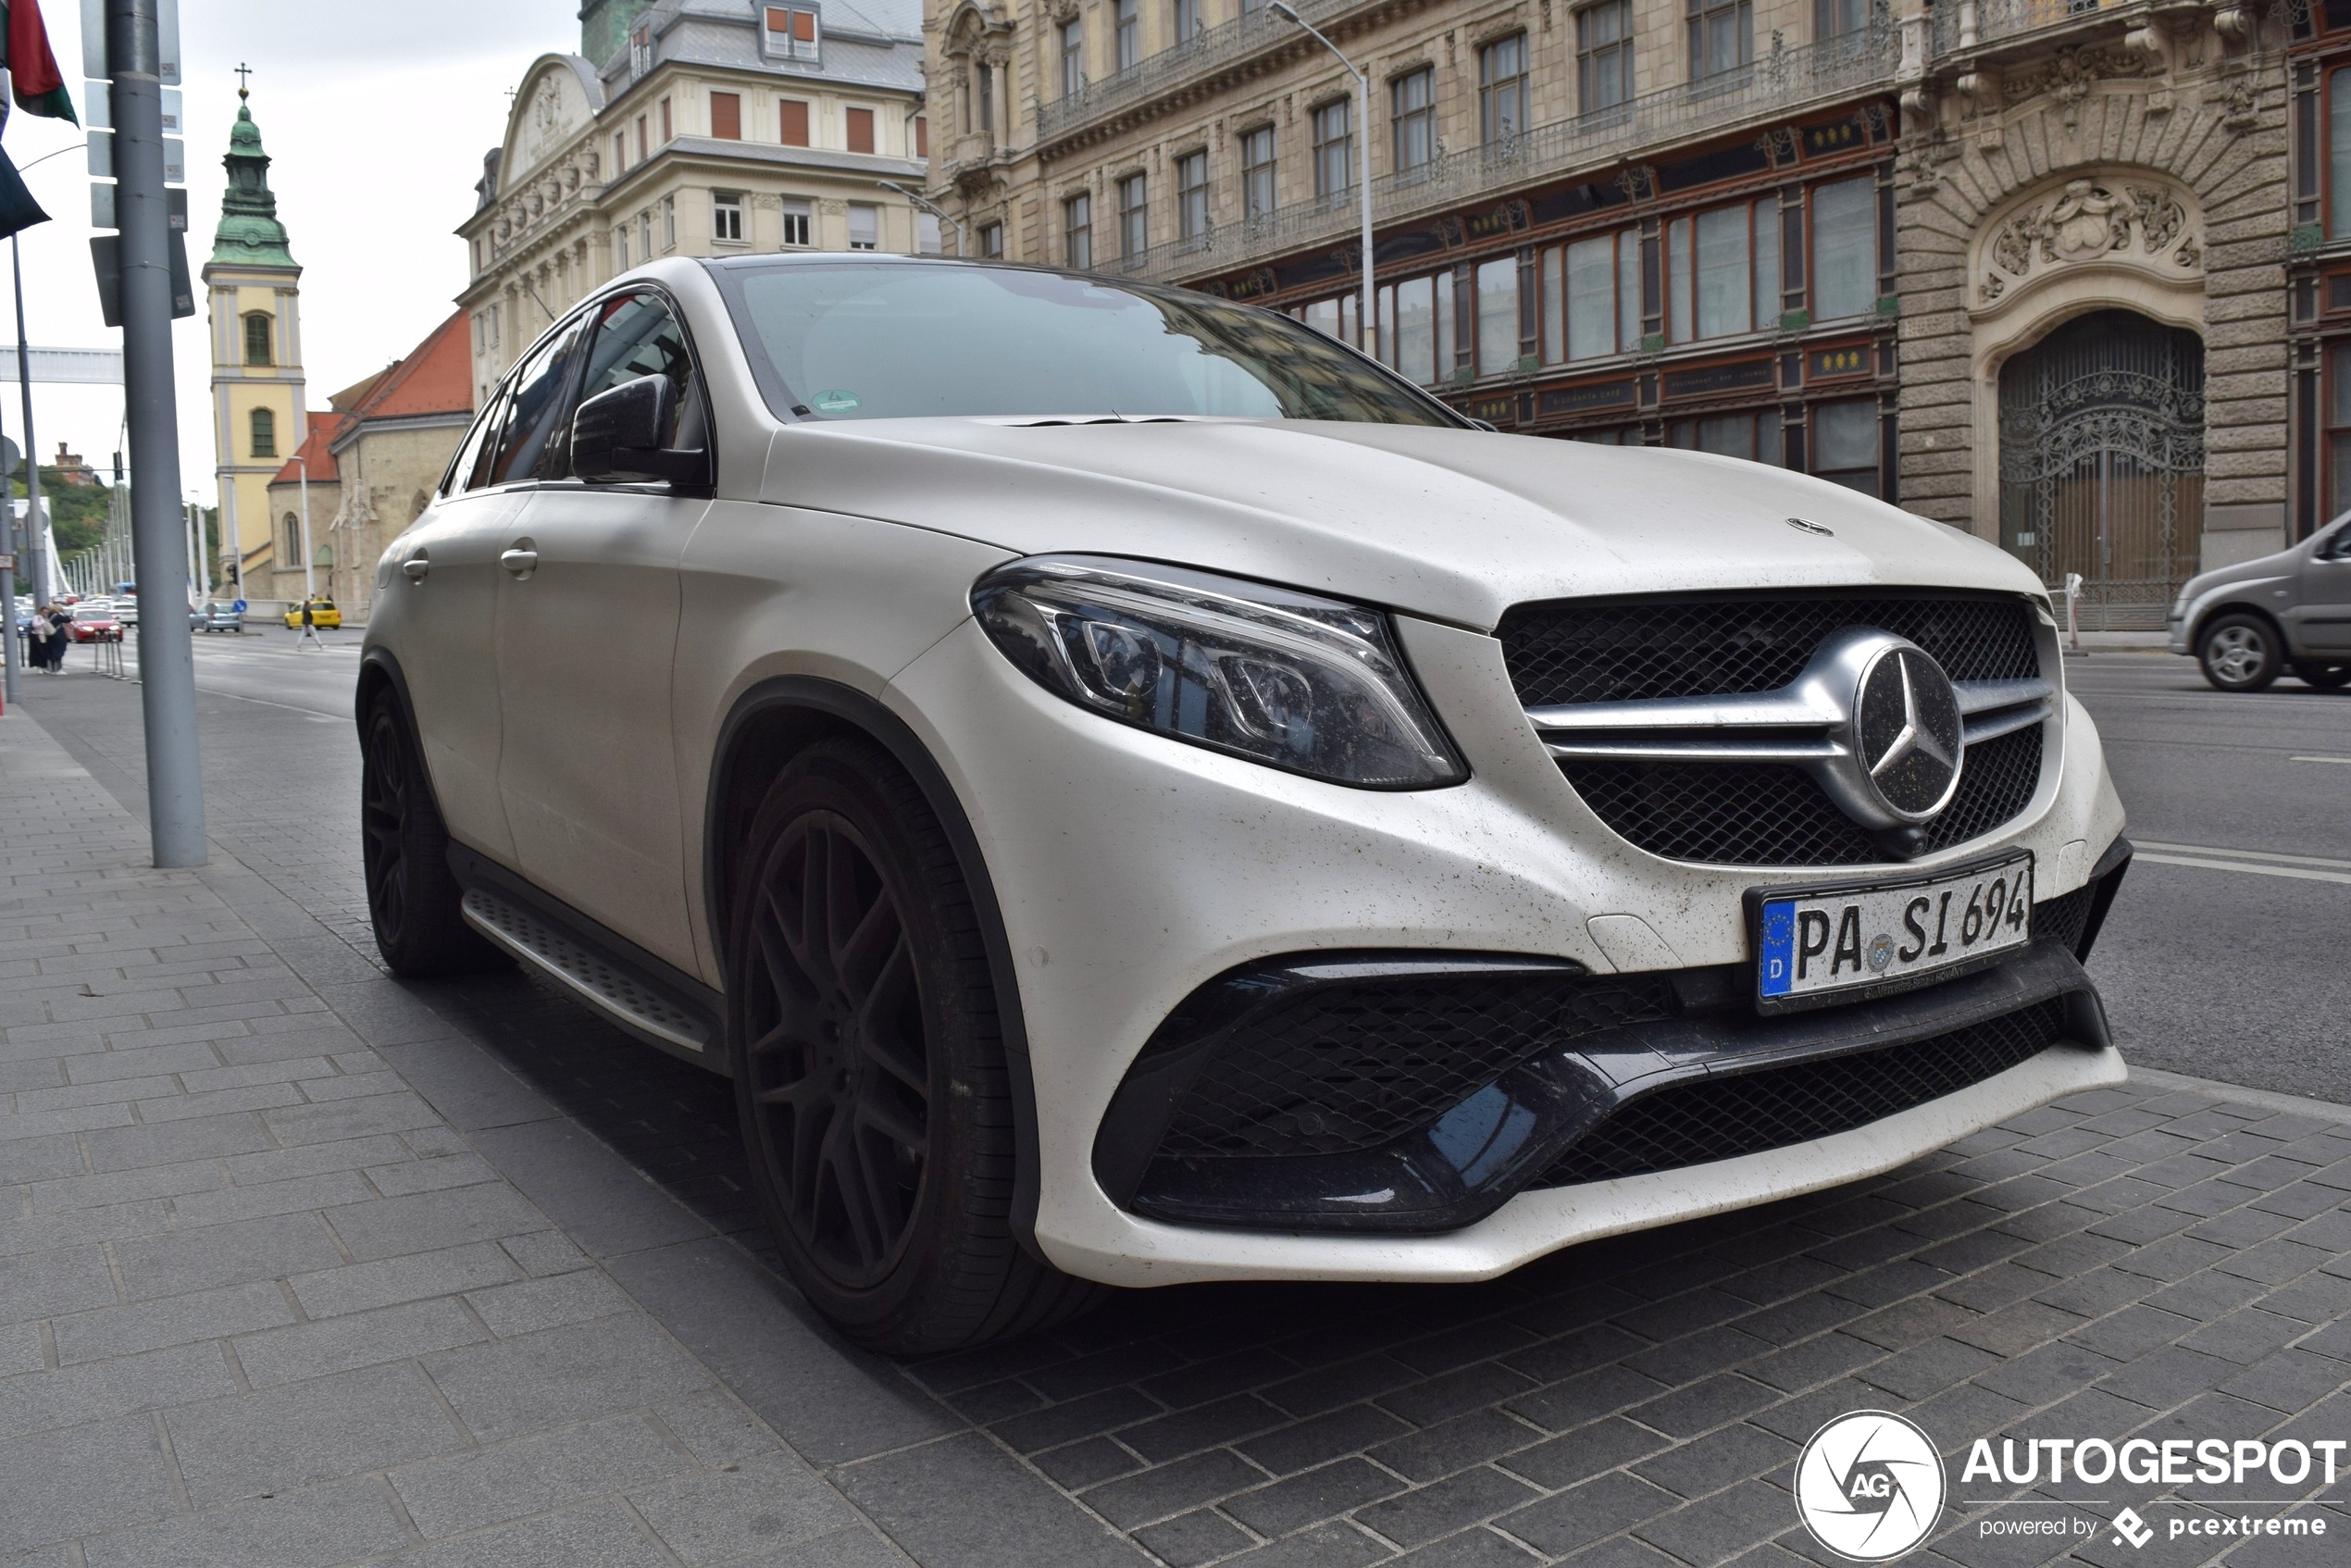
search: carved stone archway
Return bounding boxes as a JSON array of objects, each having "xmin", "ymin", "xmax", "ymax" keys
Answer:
[{"xmin": 1963, "ymin": 169, "xmax": 2206, "ymax": 561}]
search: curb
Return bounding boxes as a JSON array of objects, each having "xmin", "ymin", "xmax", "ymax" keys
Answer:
[{"xmin": 2127, "ymin": 1063, "xmax": 2351, "ymax": 1126}]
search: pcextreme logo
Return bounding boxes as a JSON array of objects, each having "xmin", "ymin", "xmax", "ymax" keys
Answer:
[{"xmin": 1795, "ymin": 1412, "xmax": 1947, "ymax": 1562}]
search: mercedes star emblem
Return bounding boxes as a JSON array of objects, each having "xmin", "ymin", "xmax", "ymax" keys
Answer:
[
  {"xmin": 1785, "ymin": 516, "xmax": 1835, "ymax": 536},
  {"xmin": 1851, "ymin": 641, "xmax": 1965, "ymax": 823}
]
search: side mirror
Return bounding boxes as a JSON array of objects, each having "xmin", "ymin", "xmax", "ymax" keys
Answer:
[{"xmin": 572, "ymin": 375, "xmax": 704, "ymax": 484}]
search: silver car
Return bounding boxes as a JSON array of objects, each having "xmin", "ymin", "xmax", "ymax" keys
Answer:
[{"xmin": 2170, "ymin": 515, "xmax": 2351, "ymax": 691}]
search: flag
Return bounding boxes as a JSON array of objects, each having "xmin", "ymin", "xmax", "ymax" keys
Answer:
[
  {"xmin": 0, "ymin": 0, "xmax": 79, "ymax": 125},
  {"xmin": 0, "ymin": 146, "xmax": 46, "ymax": 240}
]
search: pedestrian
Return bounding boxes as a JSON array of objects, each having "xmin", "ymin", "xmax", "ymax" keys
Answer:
[
  {"xmin": 25, "ymin": 604, "xmax": 51, "ymax": 674},
  {"xmin": 40, "ymin": 604, "xmax": 71, "ymax": 672}
]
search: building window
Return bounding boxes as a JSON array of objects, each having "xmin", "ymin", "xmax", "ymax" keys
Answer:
[
  {"xmin": 779, "ymin": 98, "xmax": 811, "ymax": 146},
  {"xmin": 1478, "ymin": 34, "xmax": 1528, "ymax": 143},
  {"xmin": 765, "ymin": 6, "xmax": 820, "ymax": 59},
  {"xmin": 779, "ymin": 198, "xmax": 813, "ymax": 247},
  {"xmin": 978, "ymin": 220, "xmax": 1003, "ymax": 257},
  {"xmin": 1177, "ymin": 150, "xmax": 1210, "ymax": 237},
  {"xmin": 1064, "ymin": 192, "xmax": 1093, "ymax": 268},
  {"xmin": 615, "ymin": 131, "xmax": 628, "ymax": 170},
  {"xmin": 1240, "ymin": 126, "xmax": 1275, "ymax": 221},
  {"xmin": 846, "ymin": 106, "xmax": 875, "ymax": 153},
  {"xmin": 711, "ymin": 92, "xmax": 742, "ymax": 139},
  {"xmin": 283, "ymin": 513, "xmax": 300, "ymax": 564},
  {"xmin": 1811, "ymin": 398, "xmax": 1880, "ymax": 494},
  {"xmin": 630, "ymin": 22, "xmax": 653, "ymax": 76},
  {"xmin": 914, "ymin": 115, "xmax": 928, "ymax": 156},
  {"xmin": 714, "ymin": 192, "xmax": 745, "ymax": 243},
  {"xmin": 1380, "ymin": 269, "xmax": 1456, "ymax": 384},
  {"xmin": 660, "ymin": 96, "xmax": 673, "ymax": 141},
  {"xmin": 1115, "ymin": 0, "xmax": 1139, "ymax": 68},
  {"xmin": 1551, "ymin": 229, "xmax": 1642, "ymax": 360},
  {"xmin": 1119, "ymin": 172, "xmax": 1148, "ymax": 255},
  {"xmin": 1296, "ymin": 294, "xmax": 1359, "ymax": 345},
  {"xmin": 1816, "ymin": 0, "xmax": 1867, "ymax": 36},
  {"xmin": 1061, "ymin": 20, "xmax": 1085, "ymax": 97},
  {"xmin": 1669, "ymin": 410, "xmax": 1781, "ymax": 464},
  {"xmin": 917, "ymin": 212, "xmax": 942, "ymax": 253},
  {"xmin": 637, "ymin": 115, "xmax": 650, "ymax": 162},
  {"xmin": 1687, "ymin": 0, "xmax": 1752, "ymax": 79},
  {"xmin": 1810, "ymin": 175, "xmax": 1876, "ymax": 320},
  {"xmin": 1474, "ymin": 255, "xmax": 1518, "ymax": 376},
  {"xmin": 977, "ymin": 62, "xmax": 995, "ymax": 135},
  {"xmin": 640, "ymin": 210, "xmax": 653, "ymax": 257},
  {"xmin": 663, "ymin": 193, "xmax": 677, "ymax": 250},
  {"xmin": 1577, "ymin": 0, "xmax": 1634, "ymax": 113},
  {"xmin": 1312, "ymin": 99, "xmax": 1352, "ymax": 196},
  {"xmin": 1391, "ymin": 68, "xmax": 1434, "ymax": 173},
  {"xmin": 1174, "ymin": 0, "xmax": 1202, "ymax": 39},
  {"xmin": 616, "ymin": 223, "xmax": 631, "ymax": 268},
  {"xmin": 250, "ymin": 407, "xmax": 277, "ymax": 459},
  {"xmin": 848, "ymin": 203, "xmax": 878, "ymax": 249},
  {"xmin": 2332, "ymin": 67, "xmax": 2351, "ymax": 238},
  {"xmin": 243, "ymin": 313, "xmax": 273, "ymax": 367},
  {"xmin": 1663, "ymin": 197, "xmax": 1779, "ymax": 342}
]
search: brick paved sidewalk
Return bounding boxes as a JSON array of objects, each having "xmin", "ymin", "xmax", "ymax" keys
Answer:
[{"xmin": 7, "ymin": 679, "xmax": 2351, "ymax": 1568}]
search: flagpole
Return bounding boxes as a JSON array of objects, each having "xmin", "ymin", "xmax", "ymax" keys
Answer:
[{"xmin": 13, "ymin": 237, "xmax": 46, "ymax": 606}]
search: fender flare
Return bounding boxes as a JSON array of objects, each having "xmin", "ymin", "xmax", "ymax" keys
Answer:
[{"xmin": 703, "ymin": 676, "xmax": 1046, "ymax": 1263}]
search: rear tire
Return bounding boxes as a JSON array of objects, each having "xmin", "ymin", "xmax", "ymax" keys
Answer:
[
  {"xmin": 2293, "ymin": 660, "xmax": 2351, "ymax": 690},
  {"xmin": 2198, "ymin": 614, "xmax": 2281, "ymax": 692},
  {"xmin": 360, "ymin": 694, "xmax": 504, "ymax": 977},
  {"xmin": 727, "ymin": 738, "xmax": 1102, "ymax": 1353}
]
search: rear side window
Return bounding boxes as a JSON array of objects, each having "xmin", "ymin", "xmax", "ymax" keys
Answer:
[
  {"xmin": 576, "ymin": 292, "xmax": 711, "ymax": 461},
  {"xmin": 484, "ymin": 325, "xmax": 586, "ymax": 488}
]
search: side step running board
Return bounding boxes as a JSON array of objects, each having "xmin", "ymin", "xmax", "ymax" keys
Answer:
[{"xmin": 460, "ymin": 888, "xmax": 715, "ymax": 1056}]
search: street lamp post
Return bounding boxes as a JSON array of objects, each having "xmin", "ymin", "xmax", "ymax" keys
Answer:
[
  {"xmin": 1270, "ymin": 2, "xmax": 1373, "ymax": 362},
  {"xmin": 293, "ymin": 454, "xmax": 320, "ymax": 649},
  {"xmin": 876, "ymin": 180, "xmax": 961, "ymax": 253}
]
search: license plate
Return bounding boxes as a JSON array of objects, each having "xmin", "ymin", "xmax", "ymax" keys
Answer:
[{"xmin": 1751, "ymin": 853, "xmax": 2034, "ymax": 1013}]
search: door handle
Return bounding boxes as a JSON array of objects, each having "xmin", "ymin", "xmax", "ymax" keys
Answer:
[
  {"xmin": 500, "ymin": 548, "xmax": 539, "ymax": 578},
  {"xmin": 402, "ymin": 555, "xmax": 429, "ymax": 582}
]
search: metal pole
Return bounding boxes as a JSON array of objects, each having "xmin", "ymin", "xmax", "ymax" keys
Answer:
[
  {"xmin": 294, "ymin": 456, "xmax": 321, "ymax": 649},
  {"xmin": 1270, "ymin": 5, "xmax": 1372, "ymax": 360},
  {"xmin": 12, "ymin": 239, "xmax": 44, "ymax": 604},
  {"xmin": 108, "ymin": 0, "xmax": 206, "ymax": 865}
]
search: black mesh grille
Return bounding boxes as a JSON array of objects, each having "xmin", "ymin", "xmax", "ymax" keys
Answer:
[
  {"xmin": 1561, "ymin": 725, "xmax": 2045, "ymax": 866},
  {"xmin": 1537, "ymin": 998, "xmax": 2069, "ymax": 1188},
  {"xmin": 1498, "ymin": 592, "xmax": 2041, "ymax": 708},
  {"xmin": 2034, "ymin": 886, "xmax": 2095, "ymax": 956},
  {"xmin": 1160, "ymin": 974, "xmax": 1676, "ymax": 1160}
]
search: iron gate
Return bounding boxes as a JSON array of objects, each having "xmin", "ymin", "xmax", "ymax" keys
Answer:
[{"xmin": 1997, "ymin": 309, "xmax": 2206, "ymax": 630}]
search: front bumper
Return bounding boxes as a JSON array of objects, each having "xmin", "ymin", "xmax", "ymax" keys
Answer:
[
  {"xmin": 887, "ymin": 612, "xmax": 2129, "ymax": 1288},
  {"xmin": 2168, "ymin": 612, "xmax": 2190, "ymax": 655}
]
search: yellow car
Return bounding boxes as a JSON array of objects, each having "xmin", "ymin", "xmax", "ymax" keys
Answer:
[{"xmin": 284, "ymin": 598, "xmax": 342, "ymax": 628}]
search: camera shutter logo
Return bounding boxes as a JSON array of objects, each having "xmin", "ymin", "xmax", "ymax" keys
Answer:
[{"xmin": 1795, "ymin": 1411, "xmax": 1946, "ymax": 1561}]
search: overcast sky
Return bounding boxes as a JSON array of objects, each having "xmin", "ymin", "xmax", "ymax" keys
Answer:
[{"xmin": 7, "ymin": 0, "xmax": 578, "ymax": 516}]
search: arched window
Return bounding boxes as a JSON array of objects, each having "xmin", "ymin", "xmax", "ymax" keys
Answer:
[
  {"xmin": 250, "ymin": 406, "xmax": 277, "ymax": 458},
  {"xmin": 244, "ymin": 313, "xmax": 274, "ymax": 366},
  {"xmin": 282, "ymin": 511, "xmax": 300, "ymax": 565}
]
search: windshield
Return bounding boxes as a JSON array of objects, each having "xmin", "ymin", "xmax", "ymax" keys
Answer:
[{"xmin": 710, "ymin": 261, "xmax": 1456, "ymax": 426}]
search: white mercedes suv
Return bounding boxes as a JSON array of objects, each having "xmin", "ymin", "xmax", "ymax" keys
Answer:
[{"xmin": 362, "ymin": 255, "xmax": 2132, "ymax": 1352}]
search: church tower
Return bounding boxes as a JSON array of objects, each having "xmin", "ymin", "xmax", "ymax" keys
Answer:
[{"xmin": 201, "ymin": 82, "xmax": 303, "ymax": 601}]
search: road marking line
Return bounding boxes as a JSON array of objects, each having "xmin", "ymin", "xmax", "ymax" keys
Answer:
[
  {"xmin": 2135, "ymin": 853, "xmax": 2351, "ymax": 888},
  {"xmin": 2135, "ymin": 840, "xmax": 2351, "ymax": 871},
  {"xmin": 2291, "ymin": 755, "xmax": 2351, "ymax": 765}
]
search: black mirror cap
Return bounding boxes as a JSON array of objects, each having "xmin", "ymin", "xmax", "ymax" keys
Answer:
[{"xmin": 571, "ymin": 374, "xmax": 704, "ymax": 484}]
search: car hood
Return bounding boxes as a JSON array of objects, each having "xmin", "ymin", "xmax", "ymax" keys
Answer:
[
  {"xmin": 760, "ymin": 417, "xmax": 2044, "ymax": 629},
  {"xmin": 2177, "ymin": 538, "xmax": 2309, "ymax": 606}
]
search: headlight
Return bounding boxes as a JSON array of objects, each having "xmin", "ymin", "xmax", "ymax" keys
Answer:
[{"xmin": 971, "ymin": 555, "xmax": 1468, "ymax": 790}]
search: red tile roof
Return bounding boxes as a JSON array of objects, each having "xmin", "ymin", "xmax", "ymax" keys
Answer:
[
  {"xmin": 342, "ymin": 311, "xmax": 474, "ymax": 425},
  {"xmin": 270, "ymin": 412, "xmax": 342, "ymax": 484}
]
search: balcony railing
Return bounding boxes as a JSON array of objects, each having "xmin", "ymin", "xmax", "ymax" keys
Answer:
[
  {"xmin": 1929, "ymin": 0, "xmax": 2112, "ymax": 56},
  {"xmin": 1101, "ymin": 24, "xmax": 1899, "ymax": 286},
  {"xmin": 1038, "ymin": 0, "xmax": 1359, "ymax": 142}
]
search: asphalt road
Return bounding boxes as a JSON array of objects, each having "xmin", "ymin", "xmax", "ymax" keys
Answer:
[{"xmin": 66, "ymin": 626, "xmax": 2351, "ymax": 1105}]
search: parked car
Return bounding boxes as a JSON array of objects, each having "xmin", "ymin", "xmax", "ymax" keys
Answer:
[
  {"xmin": 192, "ymin": 602, "xmax": 243, "ymax": 633},
  {"xmin": 285, "ymin": 598, "xmax": 342, "ymax": 628},
  {"xmin": 68, "ymin": 609, "xmax": 121, "ymax": 643},
  {"xmin": 116, "ymin": 596, "xmax": 139, "ymax": 627},
  {"xmin": 363, "ymin": 255, "xmax": 2132, "ymax": 1352},
  {"xmin": 2169, "ymin": 514, "xmax": 2351, "ymax": 691}
]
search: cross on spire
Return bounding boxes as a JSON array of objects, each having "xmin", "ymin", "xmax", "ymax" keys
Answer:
[{"xmin": 234, "ymin": 62, "xmax": 252, "ymax": 99}]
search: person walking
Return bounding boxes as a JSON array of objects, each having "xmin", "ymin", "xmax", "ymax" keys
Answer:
[
  {"xmin": 25, "ymin": 604, "xmax": 52, "ymax": 674},
  {"xmin": 38, "ymin": 604, "xmax": 71, "ymax": 673}
]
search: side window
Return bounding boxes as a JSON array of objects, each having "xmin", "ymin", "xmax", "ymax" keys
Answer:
[
  {"xmin": 576, "ymin": 292, "xmax": 711, "ymax": 468},
  {"xmin": 442, "ymin": 395, "xmax": 504, "ymax": 497},
  {"xmin": 484, "ymin": 325, "xmax": 586, "ymax": 488}
]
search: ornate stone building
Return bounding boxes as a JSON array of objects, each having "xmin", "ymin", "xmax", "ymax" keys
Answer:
[
  {"xmin": 460, "ymin": 0, "xmax": 932, "ymax": 400},
  {"xmin": 926, "ymin": 0, "xmax": 2301, "ymax": 626}
]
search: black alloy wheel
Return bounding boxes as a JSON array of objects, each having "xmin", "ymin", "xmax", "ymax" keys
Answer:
[
  {"xmin": 360, "ymin": 695, "xmax": 503, "ymax": 977},
  {"xmin": 728, "ymin": 738, "xmax": 1101, "ymax": 1352},
  {"xmin": 2198, "ymin": 614, "xmax": 2281, "ymax": 692},
  {"xmin": 2293, "ymin": 660, "xmax": 2351, "ymax": 690}
]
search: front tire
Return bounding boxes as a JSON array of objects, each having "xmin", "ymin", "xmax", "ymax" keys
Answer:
[
  {"xmin": 727, "ymin": 738, "xmax": 1101, "ymax": 1353},
  {"xmin": 2294, "ymin": 660, "xmax": 2351, "ymax": 690},
  {"xmin": 360, "ymin": 694, "xmax": 503, "ymax": 977},
  {"xmin": 2198, "ymin": 614, "xmax": 2281, "ymax": 692}
]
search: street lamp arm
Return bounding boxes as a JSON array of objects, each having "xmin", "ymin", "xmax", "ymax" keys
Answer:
[
  {"xmin": 877, "ymin": 180, "xmax": 962, "ymax": 245},
  {"xmin": 1269, "ymin": 2, "xmax": 1375, "ymax": 362}
]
